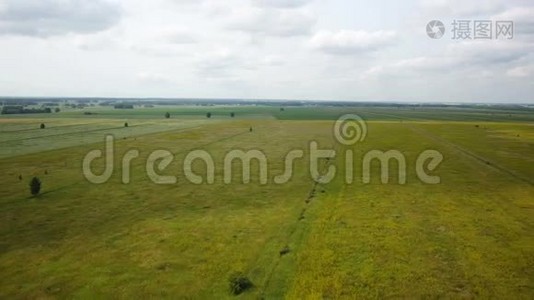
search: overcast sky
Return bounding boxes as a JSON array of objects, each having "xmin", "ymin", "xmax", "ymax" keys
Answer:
[{"xmin": 0, "ymin": 0, "xmax": 533, "ymax": 102}]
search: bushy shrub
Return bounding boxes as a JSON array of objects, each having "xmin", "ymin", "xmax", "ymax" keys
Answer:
[
  {"xmin": 30, "ymin": 177, "xmax": 41, "ymax": 196},
  {"xmin": 229, "ymin": 272, "xmax": 253, "ymax": 295}
]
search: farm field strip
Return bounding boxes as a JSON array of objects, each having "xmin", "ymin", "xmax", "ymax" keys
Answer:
[
  {"xmin": 406, "ymin": 124, "xmax": 534, "ymax": 186},
  {"xmin": 0, "ymin": 121, "xmax": 117, "ymax": 133},
  {"xmin": 357, "ymin": 109, "xmax": 534, "ymax": 185},
  {"xmin": 0, "ymin": 123, "xmax": 151, "ymax": 143},
  {"xmin": 0, "ymin": 119, "xmax": 214, "ymax": 159},
  {"xmin": 0, "ymin": 119, "xmax": 279, "ymax": 204},
  {"xmin": 285, "ymin": 122, "xmax": 534, "ymax": 298},
  {"xmin": 358, "ymin": 107, "xmax": 534, "ymax": 123}
]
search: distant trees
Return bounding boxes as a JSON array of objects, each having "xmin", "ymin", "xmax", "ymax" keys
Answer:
[
  {"xmin": 124, "ymin": 122, "xmax": 129, "ymax": 127},
  {"xmin": 67, "ymin": 103, "xmax": 87, "ymax": 109},
  {"xmin": 165, "ymin": 112, "xmax": 170, "ymax": 119},
  {"xmin": 40, "ymin": 123, "xmax": 45, "ymax": 129},
  {"xmin": 1, "ymin": 106, "xmax": 22, "ymax": 114},
  {"xmin": 1, "ymin": 106, "xmax": 52, "ymax": 114},
  {"xmin": 29, "ymin": 177, "xmax": 41, "ymax": 196},
  {"xmin": 114, "ymin": 104, "xmax": 134, "ymax": 109},
  {"xmin": 206, "ymin": 112, "xmax": 212, "ymax": 118},
  {"xmin": 55, "ymin": 108, "xmax": 60, "ymax": 113},
  {"xmin": 280, "ymin": 107, "xmax": 285, "ymax": 111},
  {"xmin": 230, "ymin": 112, "xmax": 235, "ymax": 118}
]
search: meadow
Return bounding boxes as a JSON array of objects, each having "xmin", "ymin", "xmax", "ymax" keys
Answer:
[{"xmin": 0, "ymin": 104, "xmax": 533, "ymax": 298}]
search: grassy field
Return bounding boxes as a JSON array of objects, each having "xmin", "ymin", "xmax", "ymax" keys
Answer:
[{"xmin": 0, "ymin": 105, "xmax": 533, "ymax": 298}]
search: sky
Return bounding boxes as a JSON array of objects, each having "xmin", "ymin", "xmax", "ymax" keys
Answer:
[{"xmin": 0, "ymin": 0, "xmax": 533, "ymax": 103}]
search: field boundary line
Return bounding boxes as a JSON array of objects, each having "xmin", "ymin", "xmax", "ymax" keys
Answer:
[
  {"xmin": 1, "ymin": 124, "xmax": 154, "ymax": 143},
  {"xmin": 359, "ymin": 109, "xmax": 533, "ymax": 186},
  {"xmin": 0, "ymin": 121, "xmax": 118, "ymax": 133},
  {"xmin": 406, "ymin": 123, "xmax": 534, "ymax": 186}
]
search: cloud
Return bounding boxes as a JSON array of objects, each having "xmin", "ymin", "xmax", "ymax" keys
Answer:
[
  {"xmin": 225, "ymin": 7, "xmax": 315, "ymax": 37},
  {"xmin": 446, "ymin": 40, "xmax": 531, "ymax": 65},
  {"xmin": 260, "ymin": 55, "xmax": 285, "ymax": 66},
  {"xmin": 0, "ymin": 0, "xmax": 122, "ymax": 37},
  {"xmin": 194, "ymin": 49, "xmax": 246, "ymax": 78},
  {"xmin": 361, "ymin": 39, "xmax": 533, "ymax": 80},
  {"xmin": 193, "ymin": 49, "xmax": 285, "ymax": 79},
  {"xmin": 252, "ymin": 0, "xmax": 313, "ymax": 8},
  {"xmin": 419, "ymin": 0, "xmax": 505, "ymax": 17},
  {"xmin": 73, "ymin": 30, "xmax": 120, "ymax": 51},
  {"xmin": 361, "ymin": 56, "xmax": 459, "ymax": 79},
  {"xmin": 506, "ymin": 65, "xmax": 533, "ymax": 77},
  {"xmin": 136, "ymin": 72, "xmax": 173, "ymax": 84},
  {"xmin": 310, "ymin": 30, "xmax": 397, "ymax": 55},
  {"xmin": 123, "ymin": 26, "xmax": 199, "ymax": 56},
  {"xmin": 0, "ymin": 0, "xmax": 531, "ymax": 102},
  {"xmin": 156, "ymin": 28, "xmax": 197, "ymax": 44},
  {"xmin": 492, "ymin": 6, "xmax": 534, "ymax": 35}
]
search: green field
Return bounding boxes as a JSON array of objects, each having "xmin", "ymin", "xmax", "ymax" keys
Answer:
[{"xmin": 1, "ymin": 105, "xmax": 533, "ymax": 298}]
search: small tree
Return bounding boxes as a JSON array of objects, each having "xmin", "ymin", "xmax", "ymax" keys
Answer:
[
  {"xmin": 206, "ymin": 112, "xmax": 212, "ymax": 118},
  {"xmin": 40, "ymin": 123, "xmax": 45, "ymax": 129},
  {"xmin": 165, "ymin": 112, "xmax": 170, "ymax": 119},
  {"xmin": 55, "ymin": 108, "xmax": 60, "ymax": 113},
  {"xmin": 230, "ymin": 112, "xmax": 235, "ymax": 118},
  {"xmin": 29, "ymin": 177, "xmax": 41, "ymax": 196},
  {"xmin": 124, "ymin": 122, "xmax": 129, "ymax": 127}
]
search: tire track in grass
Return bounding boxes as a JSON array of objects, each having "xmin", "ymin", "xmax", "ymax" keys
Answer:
[
  {"xmin": 0, "ymin": 123, "xmax": 208, "ymax": 160},
  {"xmin": 0, "ymin": 121, "xmax": 115, "ymax": 133},
  {"xmin": 260, "ymin": 150, "xmax": 337, "ymax": 297},
  {"xmin": 0, "ymin": 123, "xmax": 152, "ymax": 143}
]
